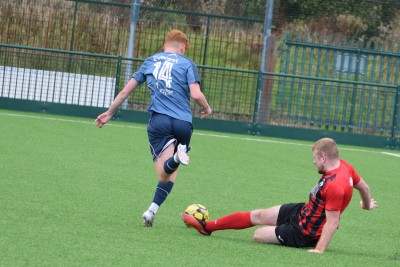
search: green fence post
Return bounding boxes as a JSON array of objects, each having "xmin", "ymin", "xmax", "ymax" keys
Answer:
[
  {"xmin": 390, "ymin": 85, "xmax": 400, "ymax": 148},
  {"xmin": 349, "ymin": 41, "xmax": 363, "ymax": 131},
  {"xmin": 202, "ymin": 15, "xmax": 211, "ymax": 67},
  {"xmin": 114, "ymin": 56, "xmax": 122, "ymax": 99},
  {"xmin": 67, "ymin": 0, "xmax": 79, "ymax": 72},
  {"xmin": 70, "ymin": 0, "xmax": 79, "ymax": 52},
  {"xmin": 252, "ymin": 71, "xmax": 263, "ymax": 134},
  {"xmin": 200, "ymin": 15, "xmax": 211, "ymax": 92}
]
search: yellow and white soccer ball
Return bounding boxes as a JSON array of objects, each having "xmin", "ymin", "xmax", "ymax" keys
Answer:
[{"xmin": 185, "ymin": 204, "xmax": 209, "ymax": 221}]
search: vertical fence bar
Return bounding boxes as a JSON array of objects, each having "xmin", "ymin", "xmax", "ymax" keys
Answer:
[
  {"xmin": 256, "ymin": 0, "xmax": 274, "ymax": 123},
  {"xmin": 123, "ymin": 0, "xmax": 141, "ymax": 109},
  {"xmin": 202, "ymin": 15, "xmax": 211, "ymax": 67},
  {"xmin": 395, "ymin": 45, "xmax": 400, "ymax": 85},
  {"xmin": 287, "ymin": 33, "xmax": 300, "ymax": 118},
  {"xmin": 114, "ymin": 56, "xmax": 122, "ymax": 101},
  {"xmin": 260, "ymin": 0, "xmax": 274, "ymax": 73},
  {"xmin": 253, "ymin": 71, "xmax": 263, "ymax": 129},
  {"xmin": 67, "ymin": 0, "xmax": 79, "ymax": 72},
  {"xmin": 124, "ymin": 0, "xmax": 141, "ymax": 85},
  {"xmin": 69, "ymin": 0, "xmax": 78, "ymax": 52},
  {"xmin": 349, "ymin": 41, "xmax": 362, "ymax": 130},
  {"xmin": 200, "ymin": 15, "xmax": 211, "ymax": 92},
  {"xmin": 390, "ymin": 86, "xmax": 400, "ymax": 148}
]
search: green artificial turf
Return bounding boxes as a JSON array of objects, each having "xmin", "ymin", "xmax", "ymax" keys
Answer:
[{"xmin": 1, "ymin": 110, "xmax": 399, "ymax": 266}]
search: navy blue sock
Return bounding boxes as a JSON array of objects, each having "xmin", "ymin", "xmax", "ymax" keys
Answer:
[
  {"xmin": 163, "ymin": 156, "xmax": 180, "ymax": 174},
  {"xmin": 152, "ymin": 181, "xmax": 174, "ymax": 206}
]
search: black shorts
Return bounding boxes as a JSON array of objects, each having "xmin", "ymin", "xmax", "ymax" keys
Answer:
[
  {"xmin": 275, "ymin": 203, "xmax": 318, "ymax": 248},
  {"xmin": 147, "ymin": 112, "xmax": 193, "ymax": 161}
]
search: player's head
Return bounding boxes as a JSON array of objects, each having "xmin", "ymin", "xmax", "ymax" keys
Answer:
[
  {"xmin": 312, "ymin": 138, "xmax": 339, "ymax": 174},
  {"xmin": 164, "ymin": 29, "xmax": 189, "ymax": 54}
]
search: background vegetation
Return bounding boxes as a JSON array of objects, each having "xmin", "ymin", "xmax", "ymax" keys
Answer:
[{"xmin": 1, "ymin": 0, "xmax": 400, "ymax": 70}]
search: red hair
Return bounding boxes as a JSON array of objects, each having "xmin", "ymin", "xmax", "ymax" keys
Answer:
[{"xmin": 165, "ymin": 29, "xmax": 189, "ymax": 50}]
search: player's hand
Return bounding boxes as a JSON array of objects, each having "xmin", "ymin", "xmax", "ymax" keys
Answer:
[
  {"xmin": 360, "ymin": 198, "xmax": 378, "ymax": 210},
  {"xmin": 95, "ymin": 112, "xmax": 112, "ymax": 128},
  {"xmin": 200, "ymin": 106, "xmax": 212, "ymax": 119},
  {"xmin": 308, "ymin": 249, "xmax": 322, "ymax": 253}
]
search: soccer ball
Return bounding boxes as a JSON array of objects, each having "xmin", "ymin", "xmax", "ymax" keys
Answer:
[{"xmin": 185, "ymin": 204, "xmax": 209, "ymax": 221}]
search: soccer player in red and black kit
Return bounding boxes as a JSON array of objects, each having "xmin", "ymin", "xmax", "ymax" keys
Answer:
[{"xmin": 182, "ymin": 138, "xmax": 378, "ymax": 253}]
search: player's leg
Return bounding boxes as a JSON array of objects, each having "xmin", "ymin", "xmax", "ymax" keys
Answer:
[
  {"xmin": 182, "ymin": 211, "xmax": 254, "ymax": 236},
  {"xmin": 150, "ymin": 115, "xmax": 192, "ymax": 181},
  {"xmin": 182, "ymin": 205, "xmax": 281, "ymax": 235},
  {"xmin": 253, "ymin": 226, "xmax": 280, "ymax": 244},
  {"xmin": 143, "ymin": 114, "xmax": 175, "ymax": 227},
  {"xmin": 205, "ymin": 205, "xmax": 281, "ymax": 232},
  {"xmin": 170, "ymin": 117, "xmax": 192, "ymax": 166},
  {"xmin": 143, "ymin": 114, "xmax": 191, "ymax": 227},
  {"xmin": 252, "ymin": 205, "xmax": 296, "ymax": 245},
  {"xmin": 250, "ymin": 205, "xmax": 281, "ymax": 225},
  {"xmin": 253, "ymin": 203, "xmax": 311, "ymax": 247},
  {"xmin": 153, "ymin": 116, "xmax": 192, "ymax": 182},
  {"xmin": 156, "ymin": 142, "xmax": 178, "ymax": 182},
  {"xmin": 143, "ymin": 144, "xmax": 177, "ymax": 227}
]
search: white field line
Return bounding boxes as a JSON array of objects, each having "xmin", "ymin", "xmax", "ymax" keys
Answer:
[
  {"xmin": 1, "ymin": 111, "xmax": 398, "ymax": 157},
  {"xmin": 381, "ymin": 152, "xmax": 400, "ymax": 158}
]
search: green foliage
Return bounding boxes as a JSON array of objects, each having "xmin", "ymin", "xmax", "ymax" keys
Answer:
[
  {"xmin": 1, "ymin": 110, "xmax": 399, "ymax": 266},
  {"xmin": 282, "ymin": 0, "xmax": 400, "ymax": 37}
]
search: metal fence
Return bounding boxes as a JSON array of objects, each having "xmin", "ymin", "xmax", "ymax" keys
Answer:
[
  {"xmin": 1, "ymin": 44, "xmax": 399, "ymax": 142},
  {"xmin": 0, "ymin": 0, "xmax": 264, "ymax": 71},
  {"xmin": 267, "ymin": 74, "xmax": 399, "ymax": 137},
  {"xmin": 1, "ymin": 0, "xmax": 400, "ymax": 148},
  {"xmin": 279, "ymin": 32, "xmax": 400, "ymax": 86}
]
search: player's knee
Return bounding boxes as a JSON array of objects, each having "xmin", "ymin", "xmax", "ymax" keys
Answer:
[
  {"xmin": 252, "ymin": 228, "xmax": 264, "ymax": 243},
  {"xmin": 253, "ymin": 226, "xmax": 278, "ymax": 244},
  {"xmin": 158, "ymin": 174, "xmax": 170, "ymax": 183},
  {"xmin": 250, "ymin": 209, "xmax": 264, "ymax": 224}
]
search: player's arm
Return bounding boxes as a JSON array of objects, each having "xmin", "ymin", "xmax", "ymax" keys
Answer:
[
  {"xmin": 95, "ymin": 78, "xmax": 139, "ymax": 128},
  {"xmin": 353, "ymin": 178, "xmax": 378, "ymax": 210},
  {"xmin": 308, "ymin": 210, "xmax": 340, "ymax": 253},
  {"xmin": 189, "ymin": 82, "xmax": 212, "ymax": 119}
]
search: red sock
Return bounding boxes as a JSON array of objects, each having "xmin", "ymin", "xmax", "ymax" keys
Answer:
[{"xmin": 205, "ymin": 212, "xmax": 253, "ymax": 232}]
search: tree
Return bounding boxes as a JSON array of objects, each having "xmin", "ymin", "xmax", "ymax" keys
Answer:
[{"xmin": 279, "ymin": 0, "xmax": 400, "ymax": 37}]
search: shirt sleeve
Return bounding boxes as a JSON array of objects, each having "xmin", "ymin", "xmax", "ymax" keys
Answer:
[
  {"xmin": 350, "ymin": 167, "xmax": 361, "ymax": 186},
  {"xmin": 132, "ymin": 60, "xmax": 148, "ymax": 84},
  {"xmin": 324, "ymin": 183, "xmax": 345, "ymax": 211},
  {"xmin": 186, "ymin": 60, "xmax": 200, "ymax": 85},
  {"xmin": 343, "ymin": 160, "xmax": 361, "ymax": 186}
]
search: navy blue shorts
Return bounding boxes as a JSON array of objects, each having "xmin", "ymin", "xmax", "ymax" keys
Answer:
[
  {"xmin": 147, "ymin": 112, "xmax": 193, "ymax": 161},
  {"xmin": 274, "ymin": 203, "xmax": 318, "ymax": 248}
]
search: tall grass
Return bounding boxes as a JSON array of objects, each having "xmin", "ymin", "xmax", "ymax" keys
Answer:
[{"xmin": 0, "ymin": 0, "xmax": 263, "ymax": 71}]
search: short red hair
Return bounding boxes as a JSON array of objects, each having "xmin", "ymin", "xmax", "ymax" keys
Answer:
[
  {"xmin": 165, "ymin": 29, "xmax": 189, "ymax": 50},
  {"xmin": 312, "ymin": 138, "xmax": 339, "ymax": 159}
]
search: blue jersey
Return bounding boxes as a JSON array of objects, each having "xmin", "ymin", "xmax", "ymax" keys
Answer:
[{"xmin": 133, "ymin": 52, "xmax": 200, "ymax": 123}]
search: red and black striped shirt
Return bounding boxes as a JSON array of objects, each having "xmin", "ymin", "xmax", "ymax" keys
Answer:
[{"xmin": 298, "ymin": 160, "xmax": 361, "ymax": 239}]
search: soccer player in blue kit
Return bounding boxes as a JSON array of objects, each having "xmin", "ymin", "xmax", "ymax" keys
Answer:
[{"xmin": 95, "ymin": 30, "xmax": 212, "ymax": 227}]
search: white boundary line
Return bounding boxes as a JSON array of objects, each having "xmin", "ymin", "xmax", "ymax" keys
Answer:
[
  {"xmin": 1, "ymin": 111, "xmax": 399, "ymax": 157},
  {"xmin": 381, "ymin": 152, "xmax": 400, "ymax": 158}
]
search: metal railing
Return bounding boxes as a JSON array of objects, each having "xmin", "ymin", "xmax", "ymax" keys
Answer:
[{"xmin": 1, "ymin": 44, "xmax": 398, "ymax": 144}]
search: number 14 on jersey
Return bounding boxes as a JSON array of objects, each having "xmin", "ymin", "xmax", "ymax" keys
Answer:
[{"xmin": 153, "ymin": 61, "xmax": 173, "ymax": 88}]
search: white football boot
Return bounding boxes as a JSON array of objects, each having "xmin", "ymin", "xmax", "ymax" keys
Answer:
[
  {"xmin": 142, "ymin": 210, "xmax": 155, "ymax": 227},
  {"xmin": 175, "ymin": 144, "xmax": 189, "ymax": 165}
]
